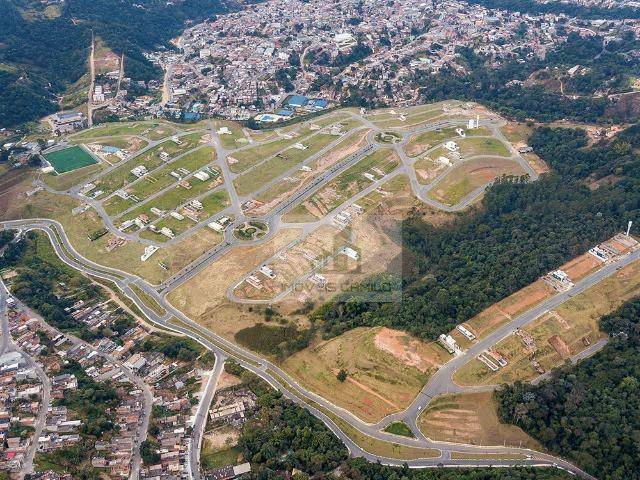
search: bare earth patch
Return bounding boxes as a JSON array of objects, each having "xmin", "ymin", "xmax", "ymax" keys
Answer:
[{"xmin": 374, "ymin": 327, "xmax": 444, "ymax": 372}]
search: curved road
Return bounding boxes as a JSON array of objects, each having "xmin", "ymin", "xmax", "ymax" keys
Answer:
[{"xmin": 0, "ymin": 219, "xmax": 602, "ymax": 479}]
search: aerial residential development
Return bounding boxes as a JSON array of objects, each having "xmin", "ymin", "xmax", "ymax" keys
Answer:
[{"xmin": 1, "ymin": 0, "xmax": 640, "ymax": 479}]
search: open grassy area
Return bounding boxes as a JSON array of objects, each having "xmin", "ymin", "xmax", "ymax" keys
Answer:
[
  {"xmin": 299, "ymin": 149, "xmax": 400, "ymax": 218},
  {"xmin": 326, "ymin": 410, "xmax": 440, "ymax": 460},
  {"xmin": 454, "ymin": 258, "xmax": 640, "ymax": 386},
  {"xmin": 71, "ymin": 121, "xmax": 156, "ymax": 139},
  {"xmin": 384, "ymin": 422, "xmax": 415, "ymax": 438},
  {"xmin": 427, "ymin": 157, "xmax": 525, "ymax": 206},
  {"xmin": 370, "ymin": 105, "xmax": 447, "ymax": 129},
  {"xmin": 281, "ymin": 327, "xmax": 431, "ymax": 423},
  {"xmin": 71, "ymin": 136, "xmax": 148, "ymax": 153},
  {"xmin": 214, "ymin": 120, "xmax": 248, "ymax": 149},
  {"xmin": 413, "ymin": 156, "xmax": 448, "ymax": 185},
  {"xmin": 229, "ymin": 116, "xmax": 354, "ymax": 174},
  {"xmin": 404, "ymin": 126, "xmax": 492, "ymax": 157},
  {"xmin": 166, "ymin": 228, "xmax": 304, "ymax": 336},
  {"xmin": 233, "ymin": 153, "xmax": 302, "ymax": 196},
  {"xmin": 130, "ymin": 284, "xmax": 167, "ymax": 317},
  {"xmin": 458, "ymin": 137, "xmax": 511, "ymax": 157},
  {"xmin": 122, "ymin": 179, "xmax": 223, "ymax": 223},
  {"xmin": 404, "ymin": 127, "xmax": 459, "ymax": 157},
  {"xmin": 280, "ymin": 131, "xmax": 339, "ymax": 163},
  {"xmin": 44, "ymin": 146, "xmax": 97, "ymax": 174},
  {"xmin": 201, "ymin": 446, "xmax": 242, "ymax": 470},
  {"xmin": 254, "ymin": 128, "xmax": 371, "ymax": 211},
  {"xmin": 95, "ymin": 133, "xmax": 206, "ymax": 195},
  {"xmin": 228, "ymin": 127, "xmax": 318, "ymax": 173},
  {"xmin": 94, "ymin": 143, "xmax": 172, "ymax": 195},
  {"xmin": 201, "ymin": 189, "xmax": 230, "ymax": 216},
  {"xmin": 43, "ymin": 163, "xmax": 104, "ymax": 191},
  {"xmin": 146, "ymin": 124, "xmax": 177, "ymax": 141},
  {"xmin": 264, "ymin": 366, "xmax": 440, "ymax": 460},
  {"xmin": 418, "ymin": 392, "xmax": 539, "ymax": 449},
  {"xmin": 120, "ymin": 147, "xmax": 217, "ymax": 208},
  {"xmin": 0, "ymin": 188, "xmax": 227, "ymax": 285},
  {"xmin": 146, "ymin": 216, "xmax": 196, "ymax": 240},
  {"xmin": 281, "ymin": 204, "xmax": 319, "ymax": 223}
]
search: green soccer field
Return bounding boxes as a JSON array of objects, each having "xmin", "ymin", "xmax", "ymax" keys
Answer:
[{"xmin": 44, "ymin": 146, "xmax": 98, "ymax": 174}]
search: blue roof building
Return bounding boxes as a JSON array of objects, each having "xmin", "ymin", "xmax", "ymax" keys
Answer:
[
  {"xmin": 276, "ymin": 109, "xmax": 294, "ymax": 117},
  {"xmin": 286, "ymin": 95, "xmax": 309, "ymax": 108},
  {"xmin": 309, "ymin": 98, "xmax": 329, "ymax": 109},
  {"xmin": 183, "ymin": 112, "xmax": 201, "ymax": 121}
]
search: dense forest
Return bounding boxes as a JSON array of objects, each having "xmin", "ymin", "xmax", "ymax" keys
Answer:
[
  {"xmin": 497, "ymin": 297, "xmax": 640, "ymax": 480},
  {"xmin": 0, "ymin": 0, "xmax": 237, "ymax": 127},
  {"xmin": 313, "ymin": 123, "xmax": 640, "ymax": 341}
]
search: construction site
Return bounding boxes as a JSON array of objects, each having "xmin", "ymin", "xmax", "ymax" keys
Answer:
[{"xmin": 453, "ymin": 231, "xmax": 639, "ymax": 386}]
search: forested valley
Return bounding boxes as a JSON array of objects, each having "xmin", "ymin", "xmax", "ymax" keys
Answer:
[
  {"xmin": 313, "ymin": 124, "xmax": 640, "ymax": 341},
  {"xmin": 496, "ymin": 297, "xmax": 640, "ymax": 480},
  {"xmin": 0, "ymin": 0, "xmax": 236, "ymax": 127}
]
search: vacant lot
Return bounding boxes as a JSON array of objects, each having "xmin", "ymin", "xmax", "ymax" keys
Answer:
[
  {"xmin": 126, "ymin": 147, "xmax": 216, "ymax": 202},
  {"xmin": 233, "ymin": 153, "xmax": 302, "ymax": 196},
  {"xmin": 454, "ymin": 258, "xmax": 640, "ymax": 386},
  {"xmin": 428, "ymin": 157, "xmax": 525, "ymax": 206},
  {"xmin": 251, "ymin": 130, "xmax": 371, "ymax": 214},
  {"xmin": 71, "ymin": 121, "xmax": 155, "ymax": 139},
  {"xmin": 146, "ymin": 124, "xmax": 176, "ymax": 141},
  {"xmin": 405, "ymin": 126, "xmax": 491, "ymax": 158},
  {"xmin": 418, "ymin": 392, "xmax": 539, "ymax": 449},
  {"xmin": 121, "ymin": 175, "xmax": 223, "ymax": 222},
  {"xmin": 228, "ymin": 127, "xmax": 318, "ymax": 173},
  {"xmin": 43, "ymin": 163, "xmax": 104, "ymax": 191},
  {"xmin": 282, "ymin": 327, "xmax": 431, "ymax": 422},
  {"xmin": 458, "ymin": 137, "xmax": 511, "ymax": 157},
  {"xmin": 167, "ymin": 229, "xmax": 303, "ymax": 338},
  {"xmin": 214, "ymin": 119, "xmax": 247, "ymax": 149},
  {"xmin": 299, "ymin": 149, "xmax": 400, "ymax": 218},
  {"xmin": 44, "ymin": 146, "xmax": 97, "ymax": 174},
  {"xmin": 370, "ymin": 104, "xmax": 450, "ymax": 129},
  {"xmin": 413, "ymin": 157, "xmax": 448, "ymax": 185}
]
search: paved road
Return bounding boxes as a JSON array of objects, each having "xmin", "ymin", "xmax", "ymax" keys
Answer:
[
  {"xmin": 8, "ymin": 290, "xmax": 153, "ymax": 480},
  {"xmin": 0, "ymin": 278, "xmax": 9, "ymax": 355},
  {"xmin": 188, "ymin": 354, "xmax": 227, "ymax": 480},
  {"xmin": 1, "ymin": 104, "xmax": 606, "ymax": 480},
  {"xmin": 40, "ymin": 110, "xmax": 534, "ymax": 289},
  {"xmin": 372, "ymin": 248, "xmax": 640, "ymax": 435},
  {"xmin": 0, "ymin": 219, "xmax": 600, "ymax": 479},
  {"xmin": 87, "ymin": 34, "xmax": 95, "ymax": 128},
  {"xmin": 158, "ymin": 115, "xmax": 517, "ymax": 292}
]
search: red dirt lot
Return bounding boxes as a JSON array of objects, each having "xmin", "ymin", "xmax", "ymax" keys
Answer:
[{"xmin": 560, "ymin": 253, "xmax": 601, "ymax": 281}]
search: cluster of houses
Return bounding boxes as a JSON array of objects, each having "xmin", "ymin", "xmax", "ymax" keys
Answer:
[
  {"xmin": 0, "ymin": 278, "xmax": 213, "ymax": 479},
  {"xmin": 140, "ymin": 358, "xmax": 212, "ymax": 479},
  {"xmin": 0, "ymin": 345, "xmax": 42, "ymax": 473},
  {"xmin": 154, "ymin": 0, "xmax": 639, "ymax": 117},
  {"xmin": 4, "ymin": 298, "xmax": 147, "ymax": 478}
]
